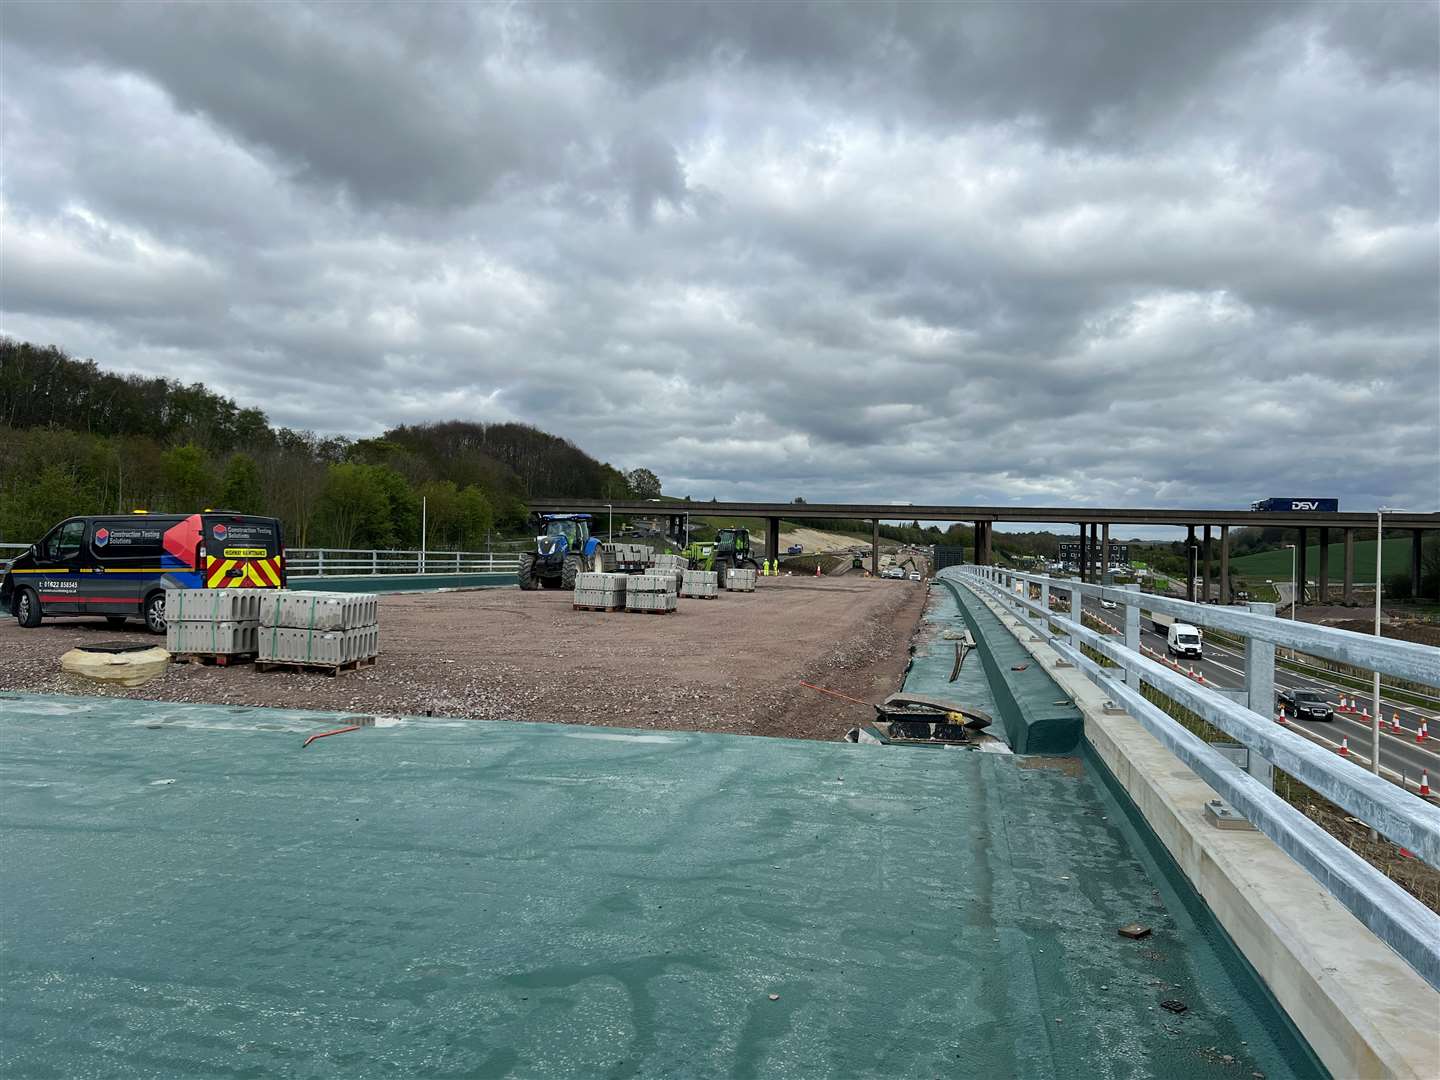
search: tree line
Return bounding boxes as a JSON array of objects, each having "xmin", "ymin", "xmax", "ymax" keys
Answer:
[{"xmin": 0, "ymin": 339, "xmax": 654, "ymax": 550}]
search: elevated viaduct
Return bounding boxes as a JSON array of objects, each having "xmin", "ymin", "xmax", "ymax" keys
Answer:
[{"xmin": 530, "ymin": 499, "xmax": 1440, "ymax": 603}]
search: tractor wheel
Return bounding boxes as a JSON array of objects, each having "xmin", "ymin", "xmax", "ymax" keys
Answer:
[
  {"xmin": 518, "ymin": 553, "xmax": 540, "ymax": 591},
  {"xmin": 561, "ymin": 553, "xmax": 584, "ymax": 591}
]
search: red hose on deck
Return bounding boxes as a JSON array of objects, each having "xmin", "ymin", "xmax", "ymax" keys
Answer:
[{"xmin": 303, "ymin": 725, "xmax": 361, "ymax": 749}]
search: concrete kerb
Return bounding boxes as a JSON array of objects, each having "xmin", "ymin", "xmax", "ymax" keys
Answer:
[{"xmin": 962, "ymin": 580, "xmax": 1440, "ymax": 1080}]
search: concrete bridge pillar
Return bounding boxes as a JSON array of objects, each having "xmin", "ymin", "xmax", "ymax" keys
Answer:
[
  {"xmin": 1101, "ymin": 524, "xmax": 1110, "ymax": 583},
  {"xmin": 1413, "ymin": 529, "xmax": 1425, "ymax": 599},
  {"xmin": 1202, "ymin": 525, "xmax": 1212, "ymax": 602},
  {"xmin": 871, "ymin": 519, "xmax": 879, "ymax": 577},
  {"xmin": 1077, "ymin": 524, "xmax": 1087, "ymax": 582},
  {"xmin": 1318, "ymin": 528, "xmax": 1330, "ymax": 604},
  {"xmin": 1343, "ymin": 528, "xmax": 1355, "ymax": 604},
  {"xmin": 1219, "ymin": 526, "xmax": 1231, "ymax": 604},
  {"xmin": 1185, "ymin": 525, "xmax": 1196, "ymax": 602},
  {"xmin": 1090, "ymin": 523, "xmax": 1100, "ymax": 581},
  {"xmin": 766, "ymin": 518, "xmax": 781, "ymax": 563},
  {"xmin": 1297, "ymin": 527, "xmax": 1308, "ymax": 606}
]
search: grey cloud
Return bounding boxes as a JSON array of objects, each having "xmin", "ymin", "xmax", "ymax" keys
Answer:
[{"xmin": 1, "ymin": 1, "xmax": 1436, "ymax": 514}]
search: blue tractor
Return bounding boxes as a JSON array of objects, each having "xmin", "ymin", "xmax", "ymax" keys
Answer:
[{"xmin": 518, "ymin": 513, "xmax": 602, "ymax": 591}]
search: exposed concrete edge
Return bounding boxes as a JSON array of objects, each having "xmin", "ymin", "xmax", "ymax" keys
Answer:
[{"xmin": 963, "ymin": 581, "xmax": 1440, "ymax": 1080}]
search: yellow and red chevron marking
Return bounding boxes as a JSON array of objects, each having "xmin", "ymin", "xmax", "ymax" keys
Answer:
[{"xmin": 205, "ymin": 555, "xmax": 283, "ymax": 589}]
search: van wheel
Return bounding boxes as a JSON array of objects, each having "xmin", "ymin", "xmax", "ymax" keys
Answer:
[
  {"xmin": 15, "ymin": 588, "xmax": 41, "ymax": 628},
  {"xmin": 144, "ymin": 591, "xmax": 167, "ymax": 635}
]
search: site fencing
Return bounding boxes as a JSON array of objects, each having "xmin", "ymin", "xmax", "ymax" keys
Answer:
[
  {"xmin": 287, "ymin": 548, "xmax": 521, "ymax": 577},
  {"xmin": 953, "ymin": 564, "xmax": 1440, "ymax": 990}
]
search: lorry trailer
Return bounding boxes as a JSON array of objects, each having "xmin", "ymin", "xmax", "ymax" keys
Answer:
[{"xmin": 1248, "ymin": 498, "xmax": 1339, "ymax": 512}]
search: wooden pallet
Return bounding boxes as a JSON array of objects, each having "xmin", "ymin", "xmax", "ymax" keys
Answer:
[
  {"xmin": 171, "ymin": 652, "xmax": 254, "ymax": 667},
  {"xmin": 625, "ymin": 607, "xmax": 677, "ymax": 614},
  {"xmin": 679, "ymin": 593, "xmax": 718, "ymax": 599},
  {"xmin": 255, "ymin": 655, "xmax": 378, "ymax": 677},
  {"xmin": 573, "ymin": 603, "xmax": 623, "ymax": 612}
]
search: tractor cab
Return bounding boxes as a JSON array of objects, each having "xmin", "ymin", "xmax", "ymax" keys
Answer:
[
  {"xmin": 538, "ymin": 516, "xmax": 591, "ymax": 556},
  {"xmin": 519, "ymin": 514, "xmax": 601, "ymax": 591}
]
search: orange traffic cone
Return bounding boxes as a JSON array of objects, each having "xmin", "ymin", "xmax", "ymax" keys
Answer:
[
  {"xmin": 815, "ymin": 563, "xmax": 821, "ymax": 577},
  {"xmin": 1338, "ymin": 737, "xmax": 1350, "ymax": 756},
  {"xmin": 1418, "ymin": 722, "xmax": 1429, "ymax": 744},
  {"xmin": 1391, "ymin": 712, "xmax": 1402, "ymax": 734},
  {"xmin": 1276, "ymin": 705, "xmax": 1287, "ymax": 725},
  {"xmin": 1359, "ymin": 707, "xmax": 1369, "ymax": 723},
  {"xmin": 1420, "ymin": 770, "xmax": 1431, "ymax": 797},
  {"xmin": 1338, "ymin": 695, "xmax": 1349, "ymax": 713}
]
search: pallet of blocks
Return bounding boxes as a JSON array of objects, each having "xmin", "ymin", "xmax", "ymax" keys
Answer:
[
  {"xmin": 680, "ymin": 569, "xmax": 719, "ymax": 599},
  {"xmin": 626, "ymin": 573, "xmax": 678, "ymax": 614},
  {"xmin": 725, "ymin": 567, "xmax": 758, "ymax": 592},
  {"xmin": 165, "ymin": 588, "xmax": 263, "ymax": 664},
  {"xmin": 573, "ymin": 571, "xmax": 627, "ymax": 612},
  {"xmin": 652, "ymin": 552, "xmax": 687, "ymax": 572},
  {"xmin": 257, "ymin": 590, "xmax": 380, "ymax": 675},
  {"xmin": 600, "ymin": 542, "xmax": 652, "ymax": 572}
]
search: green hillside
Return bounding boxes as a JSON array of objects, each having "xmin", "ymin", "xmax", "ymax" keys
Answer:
[{"xmin": 1230, "ymin": 537, "xmax": 1410, "ymax": 582}]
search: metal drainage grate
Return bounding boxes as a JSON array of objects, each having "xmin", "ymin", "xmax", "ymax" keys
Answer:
[{"xmin": 73, "ymin": 641, "xmax": 154, "ymax": 655}]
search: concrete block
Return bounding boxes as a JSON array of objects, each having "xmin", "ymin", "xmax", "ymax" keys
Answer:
[
  {"xmin": 259, "ymin": 624, "xmax": 379, "ymax": 665},
  {"xmin": 626, "ymin": 590, "xmax": 677, "ymax": 613},
  {"xmin": 629, "ymin": 573, "xmax": 676, "ymax": 594},
  {"xmin": 258, "ymin": 591, "xmax": 377, "ymax": 631},
  {"xmin": 576, "ymin": 572, "xmax": 628, "ymax": 593},
  {"xmin": 165, "ymin": 588, "xmax": 263, "ymax": 624},
  {"xmin": 167, "ymin": 621, "xmax": 259, "ymax": 655},
  {"xmin": 680, "ymin": 570, "xmax": 719, "ymax": 598},
  {"xmin": 574, "ymin": 588, "xmax": 625, "ymax": 608},
  {"xmin": 724, "ymin": 568, "xmax": 758, "ymax": 592}
]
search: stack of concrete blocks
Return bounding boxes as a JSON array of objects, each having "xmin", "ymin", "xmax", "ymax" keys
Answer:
[
  {"xmin": 573, "ymin": 571, "xmax": 628, "ymax": 611},
  {"xmin": 626, "ymin": 573, "xmax": 678, "ymax": 614},
  {"xmin": 725, "ymin": 567, "xmax": 759, "ymax": 593},
  {"xmin": 165, "ymin": 588, "xmax": 262, "ymax": 656},
  {"xmin": 599, "ymin": 543, "xmax": 652, "ymax": 571},
  {"xmin": 680, "ymin": 569, "xmax": 719, "ymax": 599},
  {"xmin": 258, "ymin": 591, "xmax": 380, "ymax": 667},
  {"xmin": 651, "ymin": 552, "xmax": 688, "ymax": 591}
]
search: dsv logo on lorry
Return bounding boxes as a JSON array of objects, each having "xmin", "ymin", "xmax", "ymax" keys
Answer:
[{"xmin": 1290, "ymin": 501, "xmax": 1322, "ymax": 510}]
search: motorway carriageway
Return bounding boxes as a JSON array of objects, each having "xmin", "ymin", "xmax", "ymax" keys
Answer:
[{"xmin": 1078, "ymin": 595, "xmax": 1440, "ymax": 796}]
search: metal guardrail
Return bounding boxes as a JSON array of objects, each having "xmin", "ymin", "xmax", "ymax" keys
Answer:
[
  {"xmin": 287, "ymin": 548, "xmax": 520, "ymax": 576},
  {"xmin": 952, "ymin": 565, "xmax": 1440, "ymax": 989}
]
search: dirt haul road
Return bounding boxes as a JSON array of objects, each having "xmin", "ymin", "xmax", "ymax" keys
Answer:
[{"xmin": 0, "ymin": 577, "xmax": 928, "ymax": 741}]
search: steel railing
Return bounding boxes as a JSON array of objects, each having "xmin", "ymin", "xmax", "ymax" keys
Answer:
[
  {"xmin": 951, "ymin": 564, "xmax": 1440, "ymax": 989},
  {"xmin": 286, "ymin": 548, "xmax": 520, "ymax": 577}
]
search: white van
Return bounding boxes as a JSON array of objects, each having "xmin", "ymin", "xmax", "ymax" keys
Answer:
[{"xmin": 1167, "ymin": 622, "xmax": 1203, "ymax": 659}]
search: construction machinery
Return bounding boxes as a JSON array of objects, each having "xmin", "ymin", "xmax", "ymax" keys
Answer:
[
  {"xmin": 712, "ymin": 528, "xmax": 761, "ymax": 581},
  {"xmin": 518, "ymin": 514, "xmax": 602, "ymax": 591}
]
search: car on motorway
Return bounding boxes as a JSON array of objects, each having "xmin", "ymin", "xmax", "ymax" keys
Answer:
[
  {"xmin": 1277, "ymin": 688, "xmax": 1334, "ymax": 722},
  {"xmin": 908, "ymin": 571, "xmax": 921, "ymax": 581},
  {"xmin": 1099, "ymin": 598, "xmax": 1117, "ymax": 610}
]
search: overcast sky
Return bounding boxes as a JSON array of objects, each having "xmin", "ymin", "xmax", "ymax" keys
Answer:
[{"xmin": 2, "ymin": 1, "xmax": 1437, "ymax": 521}]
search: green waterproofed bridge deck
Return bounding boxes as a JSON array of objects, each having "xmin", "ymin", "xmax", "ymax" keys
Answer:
[{"xmin": 0, "ymin": 691, "xmax": 1320, "ymax": 1078}]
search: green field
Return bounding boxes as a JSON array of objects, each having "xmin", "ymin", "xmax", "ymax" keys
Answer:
[{"xmin": 1229, "ymin": 537, "xmax": 1410, "ymax": 582}]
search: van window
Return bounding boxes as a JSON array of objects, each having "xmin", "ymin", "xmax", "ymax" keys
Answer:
[
  {"xmin": 90, "ymin": 520, "xmax": 165, "ymax": 558},
  {"xmin": 204, "ymin": 517, "xmax": 280, "ymax": 556},
  {"xmin": 48, "ymin": 520, "xmax": 85, "ymax": 561}
]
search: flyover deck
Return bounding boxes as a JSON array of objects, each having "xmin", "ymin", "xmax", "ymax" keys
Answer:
[{"xmin": 0, "ymin": 692, "xmax": 1320, "ymax": 1078}]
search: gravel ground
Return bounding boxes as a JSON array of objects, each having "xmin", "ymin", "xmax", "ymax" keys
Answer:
[{"xmin": 0, "ymin": 577, "xmax": 929, "ymax": 740}]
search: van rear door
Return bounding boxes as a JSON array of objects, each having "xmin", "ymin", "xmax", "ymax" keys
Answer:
[{"xmin": 201, "ymin": 515, "xmax": 284, "ymax": 588}]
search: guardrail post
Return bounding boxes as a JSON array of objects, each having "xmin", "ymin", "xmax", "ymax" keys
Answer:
[
  {"xmin": 371, "ymin": 551, "xmax": 378, "ymax": 575},
  {"xmin": 1039, "ymin": 575, "xmax": 1051, "ymax": 637},
  {"xmin": 1245, "ymin": 600, "xmax": 1277, "ymax": 790},
  {"xmin": 318, "ymin": 550, "xmax": 325, "ymax": 576},
  {"xmin": 1124, "ymin": 583, "xmax": 1142, "ymax": 689}
]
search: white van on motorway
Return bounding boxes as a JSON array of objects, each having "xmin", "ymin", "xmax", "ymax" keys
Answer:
[{"xmin": 1167, "ymin": 622, "xmax": 1203, "ymax": 659}]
